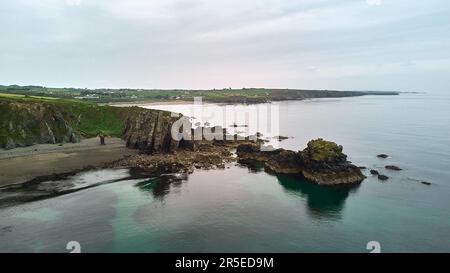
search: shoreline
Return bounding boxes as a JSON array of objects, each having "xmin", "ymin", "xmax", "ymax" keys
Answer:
[
  {"xmin": 0, "ymin": 137, "xmax": 137, "ymax": 187},
  {"xmin": 106, "ymin": 100, "xmax": 197, "ymax": 107}
]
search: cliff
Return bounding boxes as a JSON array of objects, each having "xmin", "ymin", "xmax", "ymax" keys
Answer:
[
  {"xmin": 122, "ymin": 107, "xmax": 180, "ymax": 153},
  {"xmin": 0, "ymin": 96, "xmax": 176, "ymax": 150},
  {"xmin": 0, "ymin": 99, "xmax": 81, "ymax": 149}
]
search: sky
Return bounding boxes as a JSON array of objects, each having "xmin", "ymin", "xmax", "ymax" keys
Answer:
[{"xmin": 1, "ymin": 0, "xmax": 449, "ymax": 92}]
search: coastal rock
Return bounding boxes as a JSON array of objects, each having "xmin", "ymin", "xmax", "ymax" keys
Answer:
[
  {"xmin": 236, "ymin": 138, "xmax": 366, "ymax": 186},
  {"xmin": 122, "ymin": 107, "xmax": 180, "ymax": 153},
  {"xmin": 385, "ymin": 165, "xmax": 402, "ymax": 171},
  {"xmin": 273, "ymin": 135, "xmax": 289, "ymax": 141},
  {"xmin": 378, "ymin": 174, "xmax": 389, "ymax": 181},
  {"xmin": 300, "ymin": 139, "xmax": 365, "ymax": 185},
  {"xmin": 377, "ymin": 154, "xmax": 389, "ymax": 158},
  {"xmin": 421, "ymin": 181, "xmax": 432, "ymax": 186},
  {"xmin": 265, "ymin": 150, "xmax": 303, "ymax": 174},
  {"xmin": 370, "ymin": 170, "xmax": 379, "ymax": 175},
  {"xmin": 109, "ymin": 141, "xmax": 235, "ymax": 175}
]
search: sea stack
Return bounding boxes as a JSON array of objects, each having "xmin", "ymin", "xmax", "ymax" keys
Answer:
[{"xmin": 237, "ymin": 138, "xmax": 366, "ymax": 186}]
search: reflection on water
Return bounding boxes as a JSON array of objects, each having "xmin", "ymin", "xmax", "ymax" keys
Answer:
[
  {"xmin": 237, "ymin": 160, "xmax": 358, "ymax": 220},
  {"xmin": 135, "ymin": 174, "xmax": 188, "ymax": 200},
  {"xmin": 275, "ymin": 175, "xmax": 359, "ymax": 220},
  {"xmin": 0, "ymin": 168, "xmax": 133, "ymax": 208}
]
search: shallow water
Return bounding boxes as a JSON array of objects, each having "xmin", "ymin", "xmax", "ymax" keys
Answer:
[{"xmin": 1, "ymin": 93, "xmax": 450, "ymax": 252}]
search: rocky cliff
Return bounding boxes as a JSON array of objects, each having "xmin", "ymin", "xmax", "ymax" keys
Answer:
[
  {"xmin": 0, "ymin": 100, "xmax": 80, "ymax": 149},
  {"xmin": 0, "ymin": 97, "xmax": 176, "ymax": 150},
  {"xmin": 122, "ymin": 107, "xmax": 180, "ymax": 153}
]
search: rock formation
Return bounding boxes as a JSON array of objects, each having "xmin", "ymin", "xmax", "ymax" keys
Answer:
[
  {"xmin": 122, "ymin": 107, "xmax": 180, "ymax": 153},
  {"xmin": 378, "ymin": 174, "xmax": 389, "ymax": 181},
  {"xmin": 0, "ymin": 100, "xmax": 79, "ymax": 149},
  {"xmin": 385, "ymin": 165, "xmax": 402, "ymax": 171},
  {"xmin": 236, "ymin": 138, "xmax": 366, "ymax": 186}
]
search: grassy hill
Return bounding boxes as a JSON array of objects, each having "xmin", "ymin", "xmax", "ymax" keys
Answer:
[
  {"xmin": 0, "ymin": 93, "xmax": 126, "ymax": 149},
  {"xmin": 0, "ymin": 85, "xmax": 399, "ymax": 104}
]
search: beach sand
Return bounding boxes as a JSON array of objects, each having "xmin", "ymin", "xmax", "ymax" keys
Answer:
[{"xmin": 0, "ymin": 137, "xmax": 137, "ymax": 187}]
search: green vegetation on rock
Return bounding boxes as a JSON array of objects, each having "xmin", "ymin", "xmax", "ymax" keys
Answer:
[
  {"xmin": 303, "ymin": 138, "xmax": 347, "ymax": 163},
  {"xmin": 0, "ymin": 93, "xmax": 127, "ymax": 149}
]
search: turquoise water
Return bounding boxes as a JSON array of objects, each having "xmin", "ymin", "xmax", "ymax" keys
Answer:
[{"xmin": 1, "ymin": 93, "xmax": 450, "ymax": 252}]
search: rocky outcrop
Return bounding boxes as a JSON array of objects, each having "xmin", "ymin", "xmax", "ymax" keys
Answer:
[
  {"xmin": 237, "ymin": 138, "xmax": 366, "ymax": 186},
  {"xmin": 110, "ymin": 141, "xmax": 235, "ymax": 175},
  {"xmin": 0, "ymin": 100, "xmax": 79, "ymax": 149},
  {"xmin": 385, "ymin": 165, "xmax": 402, "ymax": 171},
  {"xmin": 378, "ymin": 174, "xmax": 389, "ymax": 181},
  {"xmin": 122, "ymin": 107, "xmax": 180, "ymax": 153},
  {"xmin": 122, "ymin": 108, "xmax": 264, "ymax": 154}
]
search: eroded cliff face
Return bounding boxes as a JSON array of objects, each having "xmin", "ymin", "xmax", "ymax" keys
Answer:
[
  {"xmin": 0, "ymin": 99, "xmax": 178, "ymax": 150},
  {"xmin": 122, "ymin": 107, "xmax": 181, "ymax": 153},
  {"xmin": 0, "ymin": 101, "xmax": 79, "ymax": 149}
]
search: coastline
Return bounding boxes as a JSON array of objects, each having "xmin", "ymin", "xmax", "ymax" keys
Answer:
[
  {"xmin": 105, "ymin": 100, "xmax": 197, "ymax": 107},
  {"xmin": 0, "ymin": 137, "xmax": 137, "ymax": 187}
]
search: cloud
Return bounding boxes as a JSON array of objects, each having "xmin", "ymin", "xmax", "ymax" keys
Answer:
[
  {"xmin": 305, "ymin": 66, "xmax": 319, "ymax": 72},
  {"xmin": 0, "ymin": 0, "xmax": 449, "ymax": 92},
  {"xmin": 366, "ymin": 0, "xmax": 382, "ymax": 6},
  {"xmin": 66, "ymin": 0, "xmax": 81, "ymax": 6}
]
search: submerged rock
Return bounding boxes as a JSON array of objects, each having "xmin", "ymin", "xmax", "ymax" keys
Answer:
[
  {"xmin": 377, "ymin": 154, "xmax": 389, "ymax": 158},
  {"xmin": 378, "ymin": 174, "xmax": 389, "ymax": 181},
  {"xmin": 370, "ymin": 169, "xmax": 379, "ymax": 175},
  {"xmin": 385, "ymin": 165, "xmax": 402, "ymax": 171},
  {"xmin": 421, "ymin": 181, "xmax": 432, "ymax": 186}
]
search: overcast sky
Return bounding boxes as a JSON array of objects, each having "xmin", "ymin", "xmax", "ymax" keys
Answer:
[{"xmin": 1, "ymin": 0, "xmax": 449, "ymax": 92}]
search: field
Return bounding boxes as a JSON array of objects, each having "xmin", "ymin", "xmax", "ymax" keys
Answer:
[{"xmin": 0, "ymin": 85, "xmax": 399, "ymax": 104}]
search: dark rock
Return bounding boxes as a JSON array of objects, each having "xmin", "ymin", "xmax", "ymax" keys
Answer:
[
  {"xmin": 385, "ymin": 165, "xmax": 402, "ymax": 171},
  {"xmin": 377, "ymin": 154, "xmax": 389, "ymax": 158},
  {"xmin": 236, "ymin": 138, "xmax": 365, "ymax": 186},
  {"xmin": 274, "ymin": 135, "xmax": 289, "ymax": 141},
  {"xmin": 370, "ymin": 169, "xmax": 379, "ymax": 175},
  {"xmin": 358, "ymin": 166, "xmax": 367, "ymax": 169},
  {"xmin": 265, "ymin": 150, "xmax": 303, "ymax": 174},
  {"xmin": 230, "ymin": 123, "xmax": 248, "ymax": 128},
  {"xmin": 122, "ymin": 108, "xmax": 180, "ymax": 153},
  {"xmin": 421, "ymin": 181, "xmax": 432, "ymax": 186},
  {"xmin": 378, "ymin": 174, "xmax": 389, "ymax": 181}
]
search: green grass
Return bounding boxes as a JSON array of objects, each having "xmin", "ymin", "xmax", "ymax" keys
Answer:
[
  {"xmin": 0, "ymin": 94, "xmax": 127, "ymax": 148},
  {"xmin": 0, "ymin": 92, "xmax": 59, "ymax": 101},
  {"xmin": 0, "ymin": 85, "xmax": 399, "ymax": 104}
]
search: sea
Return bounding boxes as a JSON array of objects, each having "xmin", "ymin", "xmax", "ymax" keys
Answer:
[{"xmin": 1, "ymin": 93, "xmax": 449, "ymax": 252}]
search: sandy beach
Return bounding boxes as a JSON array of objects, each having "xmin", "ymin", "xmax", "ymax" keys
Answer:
[
  {"xmin": 0, "ymin": 137, "xmax": 137, "ymax": 187},
  {"xmin": 106, "ymin": 100, "xmax": 196, "ymax": 107}
]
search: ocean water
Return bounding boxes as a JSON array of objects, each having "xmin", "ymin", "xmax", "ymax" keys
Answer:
[{"xmin": 1, "ymin": 93, "xmax": 450, "ymax": 252}]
